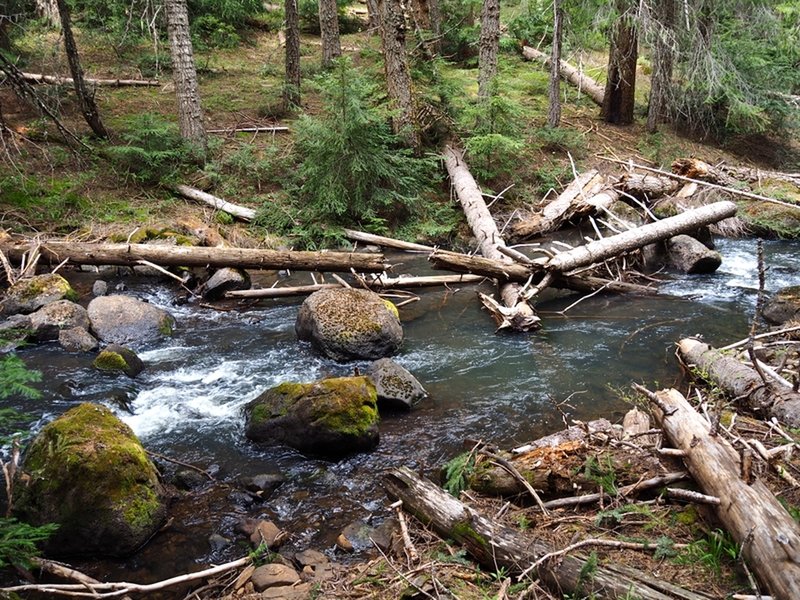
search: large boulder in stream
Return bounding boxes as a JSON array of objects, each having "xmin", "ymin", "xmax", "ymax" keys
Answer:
[
  {"xmin": 764, "ymin": 286, "xmax": 800, "ymax": 325},
  {"xmin": 88, "ymin": 294, "xmax": 175, "ymax": 345},
  {"xmin": 29, "ymin": 300, "xmax": 90, "ymax": 341},
  {"xmin": 0, "ymin": 273, "xmax": 77, "ymax": 316},
  {"xmin": 14, "ymin": 403, "xmax": 167, "ymax": 557},
  {"xmin": 295, "ymin": 288, "xmax": 402, "ymax": 361},
  {"xmin": 245, "ymin": 376, "xmax": 380, "ymax": 456}
]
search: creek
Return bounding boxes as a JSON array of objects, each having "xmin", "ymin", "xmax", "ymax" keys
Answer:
[{"xmin": 5, "ymin": 237, "xmax": 799, "ymax": 583}]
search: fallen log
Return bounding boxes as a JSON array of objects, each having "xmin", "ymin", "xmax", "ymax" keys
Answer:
[
  {"xmin": 666, "ymin": 235, "xmax": 722, "ymax": 274},
  {"xmin": 20, "ymin": 72, "xmax": 159, "ymax": 86},
  {"xmin": 677, "ymin": 338, "xmax": 800, "ymax": 427},
  {"xmin": 616, "ymin": 173, "xmax": 680, "ymax": 200},
  {"xmin": 444, "ymin": 145, "xmax": 540, "ymax": 331},
  {"xmin": 173, "ymin": 185, "xmax": 256, "ymax": 221},
  {"xmin": 648, "ymin": 387, "xmax": 800, "ymax": 600},
  {"xmin": 511, "ymin": 170, "xmax": 620, "ymax": 240},
  {"xmin": 521, "ymin": 46, "xmax": 604, "ymax": 107},
  {"xmin": 385, "ymin": 467, "xmax": 711, "ymax": 600},
  {"xmin": 206, "ymin": 126, "xmax": 289, "ymax": 134},
  {"xmin": 343, "ymin": 229, "xmax": 435, "ymax": 252},
  {"xmin": 0, "ymin": 241, "xmax": 386, "ymax": 273}
]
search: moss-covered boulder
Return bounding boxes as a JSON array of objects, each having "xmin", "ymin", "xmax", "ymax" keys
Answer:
[
  {"xmin": 295, "ymin": 289, "xmax": 402, "ymax": 361},
  {"xmin": 245, "ymin": 376, "xmax": 380, "ymax": 456},
  {"xmin": 88, "ymin": 295, "xmax": 175, "ymax": 345},
  {"xmin": 29, "ymin": 300, "xmax": 90, "ymax": 341},
  {"xmin": 367, "ymin": 358, "xmax": 428, "ymax": 410},
  {"xmin": 14, "ymin": 403, "xmax": 167, "ymax": 557},
  {"xmin": 0, "ymin": 273, "xmax": 77, "ymax": 316},
  {"xmin": 764, "ymin": 286, "xmax": 800, "ymax": 324},
  {"xmin": 93, "ymin": 344, "xmax": 144, "ymax": 377}
]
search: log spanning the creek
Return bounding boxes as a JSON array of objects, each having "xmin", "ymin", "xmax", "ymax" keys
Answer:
[
  {"xmin": 444, "ymin": 145, "xmax": 540, "ymax": 331},
  {"xmin": 648, "ymin": 388, "xmax": 800, "ymax": 600},
  {"xmin": 678, "ymin": 338, "xmax": 800, "ymax": 427},
  {"xmin": 385, "ymin": 467, "xmax": 712, "ymax": 600},
  {"xmin": 0, "ymin": 241, "xmax": 387, "ymax": 273}
]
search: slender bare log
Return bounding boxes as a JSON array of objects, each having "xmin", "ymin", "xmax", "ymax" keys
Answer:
[
  {"xmin": 677, "ymin": 338, "xmax": 800, "ymax": 427},
  {"xmin": 0, "ymin": 241, "xmax": 386, "ymax": 273},
  {"xmin": 522, "ymin": 46, "xmax": 605, "ymax": 106},
  {"xmin": 444, "ymin": 145, "xmax": 539, "ymax": 331},
  {"xmin": 21, "ymin": 72, "xmax": 159, "ymax": 86},
  {"xmin": 343, "ymin": 229, "xmax": 435, "ymax": 252},
  {"xmin": 173, "ymin": 184, "xmax": 256, "ymax": 221},
  {"xmin": 206, "ymin": 126, "xmax": 289, "ymax": 134},
  {"xmin": 650, "ymin": 388, "xmax": 800, "ymax": 600},
  {"xmin": 385, "ymin": 467, "xmax": 711, "ymax": 600}
]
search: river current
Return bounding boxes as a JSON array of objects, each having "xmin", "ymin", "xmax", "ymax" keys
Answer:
[{"xmin": 5, "ymin": 237, "xmax": 799, "ymax": 581}]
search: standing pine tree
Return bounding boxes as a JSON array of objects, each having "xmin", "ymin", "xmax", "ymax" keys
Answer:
[
  {"xmin": 601, "ymin": 0, "xmax": 639, "ymax": 124},
  {"xmin": 318, "ymin": 0, "xmax": 341, "ymax": 68},
  {"xmin": 477, "ymin": 0, "xmax": 500, "ymax": 99},
  {"xmin": 547, "ymin": 0, "xmax": 563, "ymax": 127},
  {"xmin": 165, "ymin": 0, "xmax": 207, "ymax": 157},
  {"xmin": 378, "ymin": 0, "xmax": 417, "ymax": 147},
  {"xmin": 284, "ymin": 0, "xmax": 301, "ymax": 107},
  {"xmin": 646, "ymin": 0, "xmax": 676, "ymax": 132}
]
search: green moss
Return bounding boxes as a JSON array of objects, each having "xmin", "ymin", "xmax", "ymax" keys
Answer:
[
  {"xmin": 382, "ymin": 299, "xmax": 399, "ymax": 320},
  {"xmin": 452, "ymin": 520, "xmax": 488, "ymax": 551},
  {"xmin": 118, "ymin": 486, "xmax": 161, "ymax": 531},
  {"xmin": 315, "ymin": 377, "xmax": 379, "ymax": 436},
  {"xmin": 158, "ymin": 315, "xmax": 175, "ymax": 336},
  {"xmin": 741, "ymin": 203, "xmax": 800, "ymax": 239},
  {"xmin": 94, "ymin": 350, "xmax": 129, "ymax": 372}
]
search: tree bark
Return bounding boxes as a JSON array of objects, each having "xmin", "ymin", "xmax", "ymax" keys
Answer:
[
  {"xmin": 0, "ymin": 241, "xmax": 386, "ymax": 273},
  {"xmin": 522, "ymin": 46, "xmax": 604, "ymax": 107},
  {"xmin": 55, "ymin": 0, "xmax": 109, "ymax": 139},
  {"xmin": 649, "ymin": 388, "xmax": 800, "ymax": 600},
  {"xmin": 547, "ymin": 0, "xmax": 563, "ymax": 127},
  {"xmin": 35, "ymin": 0, "xmax": 59, "ymax": 27},
  {"xmin": 646, "ymin": 0, "xmax": 675, "ymax": 132},
  {"xmin": 384, "ymin": 467, "xmax": 711, "ymax": 600},
  {"xmin": 283, "ymin": 0, "xmax": 301, "ymax": 108},
  {"xmin": 477, "ymin": 0, "xmax": 500, "ymax": 99},
  {"xmin": 677, "ymin": 338, "xmax": 800, "ymax": 427},
  {"xmin": 378, "ymin": 0, "xmax": 417, "ymax": 147},
  {"xmin": 318, "ymin": 0, "xmax": 341, "ymax": 68},
  {"xmin": 601, "ymin": 0, "xmax": 638, "ymax": 124},
  {"xmin": 165, "ymin": 0, "xmax": 207, "ymax": 155},
  {"xmin": 666, "ymin": 234, "xmax": 721, "ymax": 274},
  {"xmin": 616, "ymin": 172, "xmax": 680, "ymax": 200},
  {"xmin": 427, "ymin": 0, "xmax": 442, "ymax": 54},
  {"xmin": 444, "ymin": 146, "xmax": 540, "ymax": 331},
  {"xmin": 366, "ymin": 0, "xmax": 381, "ymax": 31}
]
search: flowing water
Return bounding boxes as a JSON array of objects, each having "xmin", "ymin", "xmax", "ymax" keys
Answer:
[{"xmin": 5, "ymin": 237, "xmax": 799, "ymax": 581}]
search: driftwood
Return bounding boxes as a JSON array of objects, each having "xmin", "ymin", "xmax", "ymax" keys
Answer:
[
  {"xmin": 0, "ymin": 241, "xmax": 386, "ymax": 273},
  {"xmin": 444, "ymin": 145, "xmax": 540, "ymax": 331},
  {"xmin": 521, "ymin": 46, "xmax": 604, "ymax": 107},
  {"xmin": 648, "ymin": 388, "xmax": 800, "ymax": 600},
  {"xmin": 206, "ymin": 126, "xmax": 289, "ymax": 134},
  {"xmin": 225, "ymin": 274, "xmax": 485, "ymax": 298},
  {"xmin": 385, "ymin": 467, "xmax": 711, "ymax": 600},
  {"xmin": 677, "ymin": 338, "xmax": 800, "ymax": 427},
  {"xmin": 20, "ymin": 72, "xmax": 159, "ymax": 86},
  {"xmin": 666, "ymin": 235, "xmax": 721, "ymax": 274},
  {"xmin": 173, "ymin": 185, "xmax": 257, "ymax": 221},
  {"xmin": 511, "ymin": 170, "xmax": 619, "ymax": 240},
  {"xmin": 616, "ymin": 173, "xmax": 681, "ymax": 200},
  {"xmin": 343, "ymin": 229, "xmax": 435, "ymax": 252}
]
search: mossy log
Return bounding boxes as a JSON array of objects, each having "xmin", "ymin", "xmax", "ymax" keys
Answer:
[
  {"xmin": 0, "ymin": 240, "xmax": 386, "ymax": 273},
  {"xmin": 385, "ymin": 467, "xmax": 712, "ymax": 600},
  {"xmin": 677, "ymin": 338, "xmax": 800, "ymax": 427},
  {"xmin": 650, "ymin": 388, "xmax": 800, "ymax": 600}
]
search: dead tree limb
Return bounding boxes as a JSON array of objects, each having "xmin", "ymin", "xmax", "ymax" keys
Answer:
[
  {"xmin": 444, "ymin": 145, "xmax": 540, "ymax": 331},
  {"xmin": 173, "ymin": 185, "xmax": 256, "ymax": 221},
  {"xmin": 0, "ymin": 240, "xmax": 386, "ymax": 273},
  {"xmin": 343, "ymin": 229, "xmax": 436, "ymax": 252},
  {"xmin": 21, "ymin": 72, "xmax": 159, "ymax": 86},
  {"xmin": 677, "ymin": 338, "xmax": 800, "ymax": 427},
  {"xmin": 384, "ymin": 466, "xmax": 712, "ymax": 600},
  {"xmin": 649, "ymin": 387, "xmax": 800, "ymax": 600},
  {"xmin": 521, "ymin": 46, "xmax": 604, "ymax": 106}
]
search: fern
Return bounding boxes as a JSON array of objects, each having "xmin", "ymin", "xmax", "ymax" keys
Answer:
[
  {"xmin": 0, "ymin": 355, "xmax": 41, "ymax": 401},
  {"xmin": 0, "ymin": 519, "xmax": 58, "ymax": 568},
  {"xmin": 443, "ymin": 452, "xmax": 476, "ymax": 496}
]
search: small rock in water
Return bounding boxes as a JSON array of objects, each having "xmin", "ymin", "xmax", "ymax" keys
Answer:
[
  {"xmin": 241, "ymin": 473, "xmax": 285, "ymax": 497},
  {"xmin": 92, "ymin": 280, "xmax": 108, "ymax": 297},
  {"xmin": 250, "ymin": 563, "xmax": 301, "ymax": 591},
  {"xmin": 249, "ymin": 520, "xmax": 285, "ymax": 549},
  {"xmin": 367, "ymin": 358, "xmax": 428, "ymax": 411},
  {"xmin": 764, "ymin": 286, "xmax": 800, "ymax": 325},
  {"xmin": 208, "ymin": 533, "xmax": 230, "ymax": 553},
  {"xmin": 93, "ymin": 344, "xmax": 144, "ymax": 378},
  {"xmin": 227, "ymin": 489, "xmax": 256, "ymax": 509},
  {"xmin": 59, "ymin": 327, "xmax": 98, "ymax": 353},
  {"xmin": 336, "ymin": 520, "xmax": 379, "ymax": 554},
  {"xmin": 114, "ymin": 282, "xmax": 127, "ymax": 292},
  {"xmin": 174, "ymin": 469, "xmax": 209, "ymax": 490},
  {"xmin": 202, "ymin": 267, "xmax": 250, "ymax": 300}
]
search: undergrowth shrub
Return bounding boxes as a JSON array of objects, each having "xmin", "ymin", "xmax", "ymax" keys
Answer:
[
  {"xmin": 280, "ymin": 58, "xmax": 436, "ymax": 248},
  {"xmin": 0, "ymin": 175, "xmax": 88, "ymax": 231},
  {"xmin": 191, "ymin": 15, "xmax": 240, "ymax": 50},
  {"xmin": 106, "ymin": 113, "xmax": 196, "ymax": 185}
]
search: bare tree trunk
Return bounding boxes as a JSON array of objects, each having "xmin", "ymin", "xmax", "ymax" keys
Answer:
[
  {"xmin": 646, "ymin": 0, "xmax": 675, "ymax": 132},
  {"xmin": 409, "ymin": 0, "xmax": 431, "ymax": 29},
  {"xmin": 601, "ymin": 0, "xmax": 638, "ymax": 124},
  {"xmin": 35, "ymin": 0, "xmax": 59, "ymax": 26},
  {"xmin": 522, "ymin": 46, "xmax": 605, "ymax": 107},
  {"xmin": 444, "ymin": 146, "xmax": 540, "ymax": 331},
  {"xmin": 477, "ymin": 0, "xmax": 499, "ymax": 99},
  {"xmin": 427, "ymin": 0, "xmax": 442, "ymax": 53},
  {"xmin": 366, "ymin": 0, "xmax": 381, "ymax": 31},
  {"xmin": 547, "ymin": 0, "xmax": 563, "ymax": 127},
  {"xmin": 55, "ymin": 0, "xmax": 109, "ymax": 139},
  {"xmin": 283, "ymin": 0, "xmax": 301, "ymax": 108},
  {"xmin": 378, "ymin": 0, "xmax": 417, "ymax": 147},
  {"xmin": 0, "ymin": 18, "xmax": 10, "ymax": 51},
  {"xmin": 165, "ymin": 0, "xmax": 207, "ymax": 155},
  {"xmin": 318, "ymin": 0, "xmax": 341, "ymax": 68},
  {"xmin": 649, "ymin": 388, "xmax": 800, "ymax": 600}
]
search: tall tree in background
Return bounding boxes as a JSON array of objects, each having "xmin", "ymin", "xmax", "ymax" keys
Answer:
[
  {"xmin": 378, "ymin": 0, "xmax": 417, "ymax": 147},
  {"xmin": 35, "ymin": 0, "xmax": 59, "ymax": 27},
  {"xmin": 646, "ymin": 0, "xmax": 675, "ymax": 132},
  {"xmin": 601, "ymin": 0, "xmax": 638, "ymax": 124},
  {"xmin": 55, "ymin": 0, "xmax": 109, "ymax": 138},
  {"xmin": 318, "ymin": 0, "xmax": 341, "ymax": 68},
  {"xmin": 547, "ymin": 0, "xmax": 563, "ymax": 127},
  {"xmin": 477, "ymin": 0, "xmax": 500, "ymax": 99},
  {"xmin": 284, "ymin": 0, "xmax": 301, "ymax": 107},
  {"xmin": 165, "ymin": 0, "xmax": 206, "ymax": 155},
  {"xmin": 366, "ymin": 0, "xmax": 381, "ymax": 31}
]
